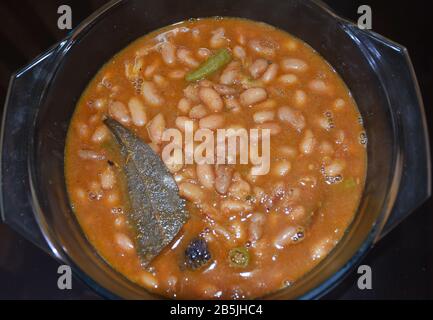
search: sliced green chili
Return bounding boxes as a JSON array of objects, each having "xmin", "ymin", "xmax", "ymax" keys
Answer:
[
  {"xmin": 229, "ymin": 247, "xmax": 250, "ymax": 268},
  {"xmin": 185, "ymin": 48, "xmax": 232, "ymax": 82}
]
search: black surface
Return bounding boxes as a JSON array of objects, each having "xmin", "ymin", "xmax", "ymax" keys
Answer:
[{"xmin": 0, "ymin": 0, "xmax": 432, "ymax": 299}]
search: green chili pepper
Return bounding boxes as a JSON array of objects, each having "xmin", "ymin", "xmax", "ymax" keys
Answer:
[
  {"xmin": 229, "ymin": 247, "xmax": 250, "ymax": 268},
  {"xmin": 185, "ymin": 48, "xmax": 232, "ymax": 82}
]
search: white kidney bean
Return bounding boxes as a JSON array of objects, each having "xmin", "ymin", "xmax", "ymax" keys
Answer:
[
  {"xmin": 333, "ymin": 98, "xmax": 346, "ymax": 110},
  {"xmin": 196, "ymin": 164, "xmax": 215, "ymax": 189},
  {"xmin": 249, "ymin": 59, "xmax": 268, "ymax": 79},
  {"xmin": 78, "ymin": 149, "xmax": 105, "ymax": 161},
  {"xmin": 221, "ymin": 199, "xmax": 252, "ymax": 213},
  {"xmin": 294, "ymin": 89, "xmax": 307, "ymax": 107},
  {"xmin": 141, "ymin": 81, "xmax": 164, "ymax": 106},
  {"xmin": 178, "ymin": 182, "xmax": 204, "ymax": 203},
  {"xmin": 101, "ymin": 166, "xmax": 116, "ymax": 190},
  {"xmin": 213, "ymin": 84, "xmax": 237, "ymax": 96},
  {"xmin": 273, "ymin": 226, "xmax": 298, "ymax": 249},
  {"xmin": 160, "ymin": 42, "xmax": 176, "ymax": 65},
  {"xmin": 309, "ymin": 79, "xmax": 330, "ymax": 94},
  {"xmin": 189, "ymin": 104, "xmax": 208, "ymax": 119},
  {"xmin": 260, "ymin": 63, "xmax": 279, "ymax": 83},
  {"xmin": 175, "ymin": 116, "xmax": 192, "ymax": 132},
  {"xmin": 128, "ymin": 97, "xmax": 147, "ymax": 126},
  {"xmin": 153, "ymin": 74, "xmax": 168, "ymax": 88},
  {"xmin": 109, "ymin": 101, "xmax": 130, "ymax": 124},
  {"xmin": 115, "ymin": 233, "xmax": 134, "ymax": 252},
  {"xmin": 162, "ymin": 146, "xmax": 184, "ymax": 174},
  {"xmin": 144, "ymin": 60, "xmax": 159, "ymax": 78},
  {"xmin": 255, "ymin": 122, "xmax": 282, "ymax": 135},
  {"xmin": 184, "ymin": 84, "xmax": 200, "ymax": 102},
  {"xmin": 253, "ymin": 110, "xmax": 275, "ymax": 124},
  {"xmin": 168, "ymin": 69, "xmax": 186, "ymax": 79},
  {"xmin": 272, "ymin": 160, "xmax": 292, "ymax": 176},
  {"xmin": 324, "ymin": 159, "xmax": 345, "ymax": 176},
  {"xmin": 240, "ymin": 88, "xmax": 267, "ymax": 106},
  {"xmin": 177, "ymin": 48, "xmax": 199, "ymax": 68},
  {"xmin": 93, "ymin": 98, "xmax": 107, "ymax": 111},
  {"xmin": 197, "ymin": 47, "xmax": 211, "ymax": 59},
  {"xmin": 281, "ymin": 58, "xmax": 308, "ymax": 72},
  {"xmin": 228, "ymin": 173, "xmax": 251, "ymax": 200},
  {"xmin": 91, "ymin": 125, "xmax": 109, "ymax": 143},
  {"xmin": 177, "ymin": 97, "xmax": 192, "ymax": 114},
  {"xmin": 210, "ymin": 28, "xmax": 226, "ymax": 48},
  {"xmin": 199, "ymin": 114, "xmax": 225, "ymax": 130},
  {"xmin": 199, "ymin": 87, "xmax": 223, "ymax": 112},
  {"xmin": 278, "ymin": 74, "xmax": 298, "ymax": 85},
  {"xmin": 299, "ymin": 129, "xmax": 316, "ymax": 154},
  {"xmin": 215, "ymin": 165, "xmax": 233, "ymax": 195},
  {"xmin": 233, "ymin": 45, "xmax": 246, "ymax": 60},
  {"xmin": 224, "ymin": 96, "xmax": 241, "ymax": 113},
  {"xmin": 249, "ymin": 213, "xmax": 266, "ymax": 241},
  {"xmin": 147, "ymin": 113, "xmax": 166, "ymax": 144},
  {"xmin": 249, "ymin": 39, "xmax": 277, "ymax": 57},
  {"xmin": 220, "ymin": 61, "xmax": 240, "ymax": 85},
  {"xmin": 277, "ymin": 106, "xmax": 305, "ymax": 131}
]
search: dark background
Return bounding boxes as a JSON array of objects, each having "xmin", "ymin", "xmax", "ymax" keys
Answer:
[{"xmin": 0, "ymin": 0, "xmax": 431, "ymax": 299}]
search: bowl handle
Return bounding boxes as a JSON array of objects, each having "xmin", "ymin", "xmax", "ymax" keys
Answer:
[
  {"xmin": 0, "ymin": 46, "xmax": 59, "ymax": 254},
  {"xmin": 349, "ymin": 26, "xmax": 432, "ymax": 240}
]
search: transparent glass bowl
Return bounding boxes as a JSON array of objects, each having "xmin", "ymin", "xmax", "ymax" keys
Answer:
[{"xmin": 1, "ymin": 0, "xmax": 430, "ymax": 299}]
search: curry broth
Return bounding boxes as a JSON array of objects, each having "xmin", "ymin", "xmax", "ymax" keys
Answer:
[{"xmin": 65, "ymin": 18, "xmax": 366, "ymax": 299}]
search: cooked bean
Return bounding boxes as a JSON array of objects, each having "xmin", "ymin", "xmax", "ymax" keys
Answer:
[
  {"xmin": 128, "ymin": 97, "xmax": 147, "ymax": 126},
  {"xmin": 153, "ymin": 74, "xmax": 168, "ymax": 88},
  {"xmin": 144, "ymin": 60, "xmax": 160, "ymax": 78},
  {"xmin": 309, "ymin": 79, "xmax": 330, "ymax": 94},
  {"xmin": 91, "ymin": 125, "xmax": 109, "ymax": 143},
  {"xmin": 189, "ymin": 104, "xmax": 208, "ymax": 119},
  {"xmin": 177, "ymin": 97, "xmax": 192, "ymax": 114},
  {"xmin": 281, "ymin": 58, "xmax": 308, "ymax": 72},
  {"xmin": 220, "ymin": 61, "xmax": 241, "ymax": 85},
  {"xmin": 197, "ymin": 48, "xmax": 211, "ymax": 59},
  {"xmin": 249, "ymin": 39, "xmax": 277, "ymax": 57},
  {"xmin": 160, "ymin": 42, "xmax": 176, "ymax": 65},
  {"xmin": 175, "ymin": 116, "xmax": 192, "ymax": 132},
  {"xmin": 277, "ymin": 106, "xmax": 305, "ymax": 131},
  {"xmin": 168, "ymin": 69, "xmax": 187, "ymax": 79},
  {"xmin": 196, "ymin": 164, "xmax": 215, "ymax": 189},
  {"xmin": 179, "ymin": 182, "xmax": 204, "ymax": 203},
  {"xmin": 272, "ymin": 160, "xmax": 292, "ymax": 176},
  {"xmin": 294, "ymin": 89, "xmax": 307, "ymax": 107},
  {"xmin": 177, "ymin": 48, "xmax": 199, "ymax": 68},
  {"xmin": 199, "ymin": 114, "xmax": 225, "ymax": 130},
  {"xmin": 261, "ymin": 63, "xmax": 279, "ymax": 83},
  {"xmin": 324, "ymin": 159, "xmax": 345, "ymax": 176},
  {"xmin": 210, "ymin": 28, "xmax": 226, "ymax": 48},
  {"xmin": 141, "ymin": 81, "xmax": 164, "ymax": 106},
  {"xmin": 221, "ymin": 199, "xmax": 252, "ymax": 213},
  {"xmin": 213, "ymin": 84, "xmax": 238, "ymax": 96},
  {"xmin": 93, "ymin": 98, "xmax": 107, "ymax": 111},
  {"xmin": 78, "ymin": 149, "xmax": 105, "ymax": 161},
  {"xmin": 253, "ymin": 110, "xmax": 275, "ymax": 124},
  {"xmin": 249, "ymin": 213, "xmax": 266, "ymax": 241},
  {"xmin": 162, "ymin": 146, "xmax": 184, "ymax": 173},
  {"xmin": 115, "ymin": 233, "xmax": 134, "ymax": 252},
  {"xmin": 147, "ymin": 113, "xmax": 166, "ymax": 144},
  {"xmin": 289, "ymin": 206, "xmax": 307, "ymax": 223},
  {"xmin": 278, "ymin": 74, "xmax": 298, "ymax": 85},
  {"xmin": 273, "ymin": 226, "xmax": 298, "ymax": 249},
  {"xmin": 254, "ymin": 99, "xmax": 277, "ymax": 109},
  {"xmin": 249, "ymin": 59, "xmax": 268, "ymax": 79},
  {"xmin": 233, "ymin": 45, "xmax": 246, "ymax": 60},
  {"xmin": 224, "ymin": 96, "xmax": 241, "ymax": 112},
  {"xmin": 228, "ymin": 173, "xmax": 251, "ymax": 200},
  {"xmin": 299, "ymin": 129, "xmax": 316, "ymax": 154},
  {"xmin": 215, "ymin": 165, "xmax": 234, "ymax": 195},
  {"xmin": 183, "ymin": 84, "xmax": 200, "ymax": 102},
  {"xmin": 255, "ymin": 122, "xmax": 282, "ymax": 135},
  {"xmin": 333, "ymin": 98, "xmax": 346, "ymax": 110},
  {"xmin": 109, "ymin": 101, "xmax": 130, "ymax": 124},
  {"xmin": 101, "ymin": 166, "xmax": 116, "ymax": 190},
  {"xmin": 199, "ymin": 87, "xmax": 223, "ymax": 112},
  {"xmin": 240, "ymin": 88, "xmax": 267, "ymax": 106}
]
